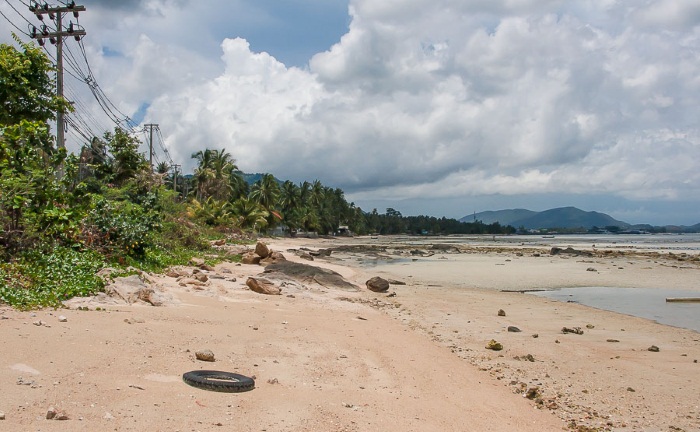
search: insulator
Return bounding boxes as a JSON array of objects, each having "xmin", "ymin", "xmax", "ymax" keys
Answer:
[
  {"xmin": 68, "ymin": 1, "xmax": 75, "ymax": 8},
  {"xmin": 74, "ymin": 35, "xmax": 80, "ymax": 41},
  {"xmin": 48, "ymin": 12, "xmax": 55, "ymax": 20},
  {"xmin": 30, "ymin": 26, "xmax": 37, "ymax": 37},
  {"xmin": 73, "ymin": 11, "xmax": 79, "ymax": 18},
  {"xmin": 38, "ymin": 38, "xmax": 45, "ymax": 46},
  {"xmin": 68, "ymin": 22, "xmax": 74, "ymax": 33},
  {"xmin": 36, "ymin": 14, "xmax": 43, "ymax": 20},
  {"xmin": 41, "ymin": 25, "xmax": 48, "ymax": 36},
  {"xmin": 49, "ymin": 37, "xmax": 56, "ymax": 45}
]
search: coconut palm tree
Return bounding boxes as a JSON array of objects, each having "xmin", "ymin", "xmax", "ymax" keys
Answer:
[{"xmin": 231, "ymin": 197, "xmax": 269, "ymax": 231}]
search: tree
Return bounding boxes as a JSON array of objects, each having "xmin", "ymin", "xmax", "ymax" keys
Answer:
[
  {"xmin": 231, "ymin": 197, "xmax": 268, "ymax": 231},
  {"xmin": 249, "ymin": 174, "xmax": 280, "ymax": 211},
  {"xmin": 0, "ymin": 37, "xmax": 70, "ymax": 126},
  {"xmin": 104, "ymin": 127, "xmax": 147, "ymax": 186}
]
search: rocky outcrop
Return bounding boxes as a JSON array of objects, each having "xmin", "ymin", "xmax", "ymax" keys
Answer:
[
  {"xmin": 104, "ymin": 275, "xmax": 169, "ymax": 306},
  {"xmin": 262, "ymin": 261, "xmax": 358, "ymax": 291}
]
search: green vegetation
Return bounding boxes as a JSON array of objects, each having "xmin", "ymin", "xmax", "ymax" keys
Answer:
[{"xmin": 0, "ymin": 38, "xmax": 512, "ymax": 309}]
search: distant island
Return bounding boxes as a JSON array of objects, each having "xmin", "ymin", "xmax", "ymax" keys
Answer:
[{"xmin": 460, "ymin": 207, "xmax": 700, "ymax": 233}]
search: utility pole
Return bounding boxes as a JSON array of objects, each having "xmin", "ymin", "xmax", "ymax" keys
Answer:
[
  {"xmin": 172, "ymin": 164, "xmax": 181, "ymax": 196},
  {"xmin": 144, "ymin": 123, "xmax": 158, "ymax": 170},
  {"xmin": 28, "ymin": 1, "xmax": 87, "ymax": 154}
]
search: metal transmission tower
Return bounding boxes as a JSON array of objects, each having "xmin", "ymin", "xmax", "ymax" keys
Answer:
[{"xmin": 28, "ymin": 1, "xmax": 87, "ymax": 153}]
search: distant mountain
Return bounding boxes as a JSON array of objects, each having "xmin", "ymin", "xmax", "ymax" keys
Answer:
[
  {"xmin": 461, "ymin": 209, "xmax": 536, "ymax": 225},
  {"xmin": 461, "ymin": 207, "xmax": 630, "ymax": 230}
]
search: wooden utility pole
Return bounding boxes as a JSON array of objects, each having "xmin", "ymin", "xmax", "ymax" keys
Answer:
[
  {"xmin": 144, "ymin": 123, "xmax": 158, "ymax": 170},
  {"xmin": 173, "ymin": 164, "xmax": 181, "ymax": 196},
  {"xmin": 29, "ymin": 2, "xmax": 87, "ymax": 154}
]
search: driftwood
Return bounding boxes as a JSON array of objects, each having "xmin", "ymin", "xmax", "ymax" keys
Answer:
[{"xmin": 665, "ymin": 298, "xmax": 700, "ymax": 303}]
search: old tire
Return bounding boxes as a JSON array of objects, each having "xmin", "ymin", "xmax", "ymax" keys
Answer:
[{"xmin": 182, "ymin": 370, "xmax": 255, "ymax": 393}]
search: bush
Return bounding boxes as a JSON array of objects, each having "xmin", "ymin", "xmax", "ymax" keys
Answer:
[{"xmin": 0, "ymin": 244, "xmax": 105, "ymax": 309}]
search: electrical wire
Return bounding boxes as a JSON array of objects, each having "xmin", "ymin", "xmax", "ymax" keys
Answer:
[{"xmin": 0, "ymin": 7, "xmax": 31, "ymax": 37}]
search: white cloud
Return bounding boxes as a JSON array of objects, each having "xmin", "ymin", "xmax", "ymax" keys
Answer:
[{"xmin": 140, "ymin": 0, "xmax": 700, "ymax": 212}]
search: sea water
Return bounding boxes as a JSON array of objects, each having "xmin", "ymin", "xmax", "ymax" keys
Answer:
[{"xmin": 530, "ymin": 287, "xmax": 700, "ymax": 333}]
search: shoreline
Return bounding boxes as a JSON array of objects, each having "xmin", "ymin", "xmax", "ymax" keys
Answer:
[{"xmin": 0, "ymin": 235, "xmax": 698, "ymax": 431}]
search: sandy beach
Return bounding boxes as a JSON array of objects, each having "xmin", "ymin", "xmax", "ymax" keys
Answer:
[{"xmin": 1, "ymin": 235, "xmax": 699, "ymax": 431}]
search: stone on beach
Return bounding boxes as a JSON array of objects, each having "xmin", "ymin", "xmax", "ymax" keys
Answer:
[
  {"xmin": 366, "ymin": 276, "xmax": 390, "ymax": 292},
  {"xmin": 241, "ymin": 252, "xmax": 262, "ymax": 265},
  {"xmin": 246, "ymin": 277, "xmax": 282, "ymax": 295},
  {"xmin": 255, "ymin": 242, "xmax": 271, "ymax": 258},
  {"xmin": 486, "ymin": 340, "xmax": 503, "ymax": 351},
  {"xmin": 195, "ymin": 349, "xmax": 215, "ymax": 362}
]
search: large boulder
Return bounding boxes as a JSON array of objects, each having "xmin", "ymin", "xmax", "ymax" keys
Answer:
[
  {"xmin": 366, "ymin": 276, "xmax": 390, "ymax": 293},
  {"xmin": 260, "ymin": 251, "xmax": 287, "ymax": 266},
  {"xmin": 246, "ymin": 277, "xmax": 282, "ymax": 295},
  {"xmin": 241, "ymin": 252, "xmax": 262, "ymax": 265},
  {"xmin": 255, "ymin": 242, "xmax": 271, "ymax": 258}
]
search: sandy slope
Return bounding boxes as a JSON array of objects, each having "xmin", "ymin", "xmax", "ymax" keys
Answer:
[{"xmin": 1, "ymin": 235, "xmax": 699, "ymax": 431}]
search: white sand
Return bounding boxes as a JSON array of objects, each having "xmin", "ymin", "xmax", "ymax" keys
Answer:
[{"xmin": 0, "ymin": 235, "xmax": 698, "ymax": 431}]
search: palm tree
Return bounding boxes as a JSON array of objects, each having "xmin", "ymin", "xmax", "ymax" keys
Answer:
[
  {"xmin": 229, "ymin": 170, "xmax": 249, "ymax": 201},
  {"xmin": 231, "ymin": 197, "xmax": 269, "ymax": 231},
  {"xmin": 249, "ymin": 174, "xmax": 280, "ymax": 211}
]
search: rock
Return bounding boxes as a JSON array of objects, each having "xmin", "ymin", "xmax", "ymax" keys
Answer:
[
  {"xmin": 192, "ymin": 270, "xmax": 209, "ymax": 283},
  {"xmin": 246, "ymin": 277, "xmax": 282, "ymax": 295},
  {"xmin": 586, "ymin": 324, "xmax": 595, "ymax": 329},
  {"xmin": 195, "ymin": 349, "xmax": 215, "ymax": 362},
  {"xmin": 199, "ymin": 263, "xmax": 215, "ymax": 272},
  {"xmin": 255, "ymin": 242, "xmax": 271, "ymax": 258},
  {"xmin": 485, "ymin": 339, "xmax": 503, "ymax": 351},
  {"xmin": 299, "ymin": 253, "xmax": 314, "ymax": 261},
  {"xmin": 507, "ymin": 326, "xmax": 521, "ymax": 332},
  {"xmin": 387, "ymin": 279, "xmax": 406, "ymax": 285},
  {"xmin": 178, "ymin": 278, "xmax": 208, "ymax": 287},
  {"xmin": 525, "ymin": 387, "xmax": 540, "ymax": 400},
  {"xmin": 165, "ymin": 268, "xmax": 181, "ymax": 278},
  {"xmin": 46, "ymin": 407, "xmax": 57, "ymax": 420},
  {"xmin": 136, "ymin": 287, "xmax": 164, "ymax": 307},
  {"xmin": 550, "ymin": 247, "xmax": 591, "ymax": 256},
  {"xmin": 586, "ymin": 267, "xmax": 597, "ymax": 272},
  {"xmin": 58, "ymin": 315, "xmax": 67, "ymax": 322},
  {"xmin": 260, "ymin": 251, "xmax": 287, "ymax": 266},
  {"xmin": 648, "ymin": 345, "xmax": 660, "ymax": 352},
  {"xmin": 241, "ymin": 253, "xmax": 262, "ymax": 265},
  {"xmin": 189, "ymin": 257, "xmax": 205, "ymax": 266},
  {"xmin": 0, "ymin": 411, "xmax": 4, "ymax": 420},
  {"xmin": 606, "ymin": 339, "xmax": 620, "ymax": 343},
  {"xmin": 55, "ymin": 411, "xmax": 69, "ymax": 421},
  {"xmin": 497, "ymin": 309, "xmax": 506, "ymax": 317},
  {"xmin": 106, "ymin": 275, "xmax": 151, "ymax": 304},
  {"xmin": 366, "ymin": 276, "xmax": 390, "ymax": 293},
  {"xmin": 263, "ymin": 261, "xmax": 358, "ymax": 291},
  {"xmin": 562, "ymin": 327, "xmax": 584, "ymax": 335}
]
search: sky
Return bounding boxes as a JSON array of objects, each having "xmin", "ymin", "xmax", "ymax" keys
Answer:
[{"xmin": 1, "ymin": 0, "xmax": 699, "ymax": 226}]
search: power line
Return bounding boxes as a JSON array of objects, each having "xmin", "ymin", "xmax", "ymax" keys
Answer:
[{"xmin": 0, "ymin": 7, "xmax": 31, "ymax": 37}]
